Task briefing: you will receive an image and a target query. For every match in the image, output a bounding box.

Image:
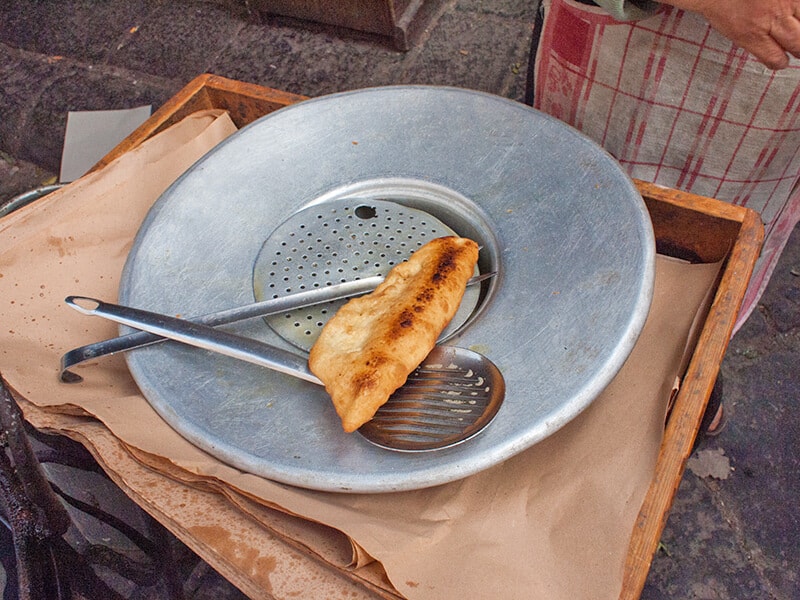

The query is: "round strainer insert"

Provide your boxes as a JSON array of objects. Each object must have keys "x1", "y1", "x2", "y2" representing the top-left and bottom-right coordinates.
[{"x1": 252, "y1": 198, "x2": 480, "y2": 351}]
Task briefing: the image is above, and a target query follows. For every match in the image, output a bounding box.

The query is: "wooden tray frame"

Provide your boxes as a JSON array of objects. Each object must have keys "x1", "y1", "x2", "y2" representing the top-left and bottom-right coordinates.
[{"x1": 94, "y1": 74, "x2": 764, "y2": 599}]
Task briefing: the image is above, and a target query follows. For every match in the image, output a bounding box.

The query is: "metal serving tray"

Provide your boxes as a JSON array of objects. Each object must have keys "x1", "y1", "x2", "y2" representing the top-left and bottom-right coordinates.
[{"x1": 119, "y1": 86, "x2": 655, "y2": 493}]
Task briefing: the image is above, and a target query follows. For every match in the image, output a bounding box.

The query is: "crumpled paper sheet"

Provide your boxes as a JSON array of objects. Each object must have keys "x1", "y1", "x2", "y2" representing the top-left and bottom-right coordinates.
[{"x1": 0, "y1": 109, "x2": 722, "y2": 600}]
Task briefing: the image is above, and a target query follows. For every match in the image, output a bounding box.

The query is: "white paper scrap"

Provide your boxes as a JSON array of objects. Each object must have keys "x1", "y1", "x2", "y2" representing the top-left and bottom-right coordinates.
[{"x1": 59, "y1": 106, "x2": 152, "y2": 183}]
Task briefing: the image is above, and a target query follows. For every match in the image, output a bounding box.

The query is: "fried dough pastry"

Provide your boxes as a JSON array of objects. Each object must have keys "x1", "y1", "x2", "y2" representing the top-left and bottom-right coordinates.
[{"x1": 308, "y1": 236, "x2": 480, "y2": 432}]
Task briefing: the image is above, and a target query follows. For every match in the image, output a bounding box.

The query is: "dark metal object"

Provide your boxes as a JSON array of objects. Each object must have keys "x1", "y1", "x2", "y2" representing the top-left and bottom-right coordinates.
[
  {"x1": 0, "y1": 375, "x2": 71, "y2": 599},
  {"x1": 0, "y1": 185, "x2": 65, "y2": 218},
  {"x1": 0, "y1": 374, "x2": 248, "y2": 599}
]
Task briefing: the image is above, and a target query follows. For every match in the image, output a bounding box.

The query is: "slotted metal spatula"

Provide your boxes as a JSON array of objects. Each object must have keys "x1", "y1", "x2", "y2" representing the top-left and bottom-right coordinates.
[{"x1": 65, "y1": 296, "x2": 505, "y2": 452}]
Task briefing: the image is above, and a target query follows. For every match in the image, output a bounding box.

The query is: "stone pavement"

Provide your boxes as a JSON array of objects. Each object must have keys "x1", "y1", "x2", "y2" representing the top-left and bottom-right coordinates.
[{"x1": 0, "y1": 1, "x2": 797, "y2": 598}]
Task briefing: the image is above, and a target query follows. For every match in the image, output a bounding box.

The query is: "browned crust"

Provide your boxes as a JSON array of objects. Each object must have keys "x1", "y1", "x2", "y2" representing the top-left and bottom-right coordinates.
[{"x1": 308, "y1": 236, "x2": 479, "y2": 432}]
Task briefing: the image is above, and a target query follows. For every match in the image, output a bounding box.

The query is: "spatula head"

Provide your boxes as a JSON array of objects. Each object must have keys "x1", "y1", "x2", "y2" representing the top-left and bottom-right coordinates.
[{"x1": 359, "y1": 345, "x2": 505, "y2": 451}]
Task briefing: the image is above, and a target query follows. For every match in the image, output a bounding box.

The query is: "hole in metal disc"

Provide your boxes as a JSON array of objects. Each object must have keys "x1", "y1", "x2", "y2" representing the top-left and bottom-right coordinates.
[
  {"x1": 252, "y1": 198, "x2": 481, "y2": 352},
  {"x1": 355, "y1": 205, "x2": 378, "y2": 219}
]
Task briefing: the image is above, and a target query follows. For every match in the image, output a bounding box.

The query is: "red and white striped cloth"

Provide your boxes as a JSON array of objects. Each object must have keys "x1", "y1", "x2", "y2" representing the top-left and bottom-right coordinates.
[{"x1": 531, "y1": 0, "x2": 800, "y2": 331}]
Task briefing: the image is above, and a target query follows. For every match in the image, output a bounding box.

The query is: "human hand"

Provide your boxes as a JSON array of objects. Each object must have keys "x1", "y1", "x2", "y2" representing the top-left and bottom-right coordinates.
[{"x1": 664, "y1": 0, "x2": 800, "y2": 69}]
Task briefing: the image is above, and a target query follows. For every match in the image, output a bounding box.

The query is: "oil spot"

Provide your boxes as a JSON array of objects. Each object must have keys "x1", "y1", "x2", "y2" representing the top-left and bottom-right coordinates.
[
  {"x1": 46, "y1": 235, "x2": 75, "y2": 258},
  {"x1": 256, "y1": 555, "x2": 278, "y2": 576}
]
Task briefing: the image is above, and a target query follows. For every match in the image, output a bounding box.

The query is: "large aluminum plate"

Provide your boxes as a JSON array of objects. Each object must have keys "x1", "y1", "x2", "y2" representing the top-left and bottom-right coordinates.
[{"x1": 120, "y1": 86, "x2": 655, "y2": 493}]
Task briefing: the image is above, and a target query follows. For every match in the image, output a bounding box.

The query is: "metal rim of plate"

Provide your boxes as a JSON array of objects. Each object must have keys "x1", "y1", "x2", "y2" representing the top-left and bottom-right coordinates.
[{"x1": 119, "y1": 86, "x2": 655, "y2": 493}]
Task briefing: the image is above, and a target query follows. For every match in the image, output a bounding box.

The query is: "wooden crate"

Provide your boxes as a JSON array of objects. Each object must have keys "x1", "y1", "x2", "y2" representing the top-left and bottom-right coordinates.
[
  {"x1": 248, "y1": 0, "x2": 446, "y2": 51},
  {"x1": 200, "y1": 0, "x2": 444, "y2": 51},
  {"x1": 96, "y1": 74, "x2": 764, "y2": 599}
]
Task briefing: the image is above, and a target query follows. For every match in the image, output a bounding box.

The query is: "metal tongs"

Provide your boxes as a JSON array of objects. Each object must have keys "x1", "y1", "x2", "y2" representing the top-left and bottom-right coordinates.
[
  {"x1": 62, "y1": 273, "x2": 503, "y2": 451},
  {"x1": 59, "y1": 272, "x2": 493, "y2": 382}
]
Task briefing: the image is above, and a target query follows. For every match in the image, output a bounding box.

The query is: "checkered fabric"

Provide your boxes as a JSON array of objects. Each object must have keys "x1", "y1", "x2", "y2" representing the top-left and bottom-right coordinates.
[{"x1": 530, "y1": 0, "x2": 800, "y2": 331}]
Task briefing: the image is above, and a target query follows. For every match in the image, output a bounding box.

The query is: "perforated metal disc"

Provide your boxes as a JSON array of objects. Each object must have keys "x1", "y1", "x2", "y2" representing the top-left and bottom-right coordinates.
[{"x1": 252, "y1": 198, "x2": 480, "y2": 351}]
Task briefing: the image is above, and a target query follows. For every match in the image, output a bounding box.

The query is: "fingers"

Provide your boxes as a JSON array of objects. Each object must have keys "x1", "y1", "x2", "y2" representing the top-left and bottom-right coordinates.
[
  {"x1": 759, "y1": 2, "x2": 800, "y2": 68},
  {"x1": 771, "y1": 11, "x2": 800, "y2": 57},
  {"x1": 730, "y1": 9, "x2": 800, "y2": 69},
  {"x1": 672, "y1": 0, "x2": 800, "y2": 69},
  {"x1": 754, "y1": 40, "x2": 791, "y2": 70},
  {"x1": 744, "y1": 37, "x2": 790, "y2": 70}
]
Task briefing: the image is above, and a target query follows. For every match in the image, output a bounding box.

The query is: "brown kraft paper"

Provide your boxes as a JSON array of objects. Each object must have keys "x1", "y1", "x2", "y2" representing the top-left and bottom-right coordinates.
[{"x1": 0, "y1": 110, "x2": 722, "y2": 599}]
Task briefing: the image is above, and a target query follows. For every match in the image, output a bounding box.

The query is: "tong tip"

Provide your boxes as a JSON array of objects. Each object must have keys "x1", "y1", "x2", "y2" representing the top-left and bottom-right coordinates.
[
  {"x1": 64, "y1": 296, "x2": 102, "y2": 314},
  {"x1": 59, "y1": 369, "x2": 83, "y2": 384}
]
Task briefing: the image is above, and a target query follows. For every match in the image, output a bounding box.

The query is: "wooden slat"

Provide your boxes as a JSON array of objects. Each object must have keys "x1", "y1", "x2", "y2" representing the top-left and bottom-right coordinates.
[
  {"x1": 90, "y1": 74, "x2": 307, "y2": 172},
  {"x1": 620, "y1": 182, "x2": 763, "y2": 599}
]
